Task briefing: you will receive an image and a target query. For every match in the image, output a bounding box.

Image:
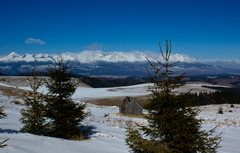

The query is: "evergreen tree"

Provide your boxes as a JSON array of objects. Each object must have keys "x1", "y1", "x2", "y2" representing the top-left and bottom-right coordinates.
[
  {"x1": 126, "y1": 40, "x2": 222, "y2": 153},
  {"x1": 0, "y1": 106, "x2": 9, "y2": 148},
  {"x1": 20, "y1": 60, "x2": 47, "y2": 135},
  {"x1": 0, "y1": 106, "x2": 6, "y2": 119},
  {"x1": 45, "y1": 55, "x2": 89, "y2": 139}
]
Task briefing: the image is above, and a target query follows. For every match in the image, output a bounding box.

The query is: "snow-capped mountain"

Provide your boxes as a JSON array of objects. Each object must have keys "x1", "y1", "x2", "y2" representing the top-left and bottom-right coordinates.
[
  {"x1": 201, "y1": 59, "x2": 240, "y2": 70},
  {"x1": 0, "y1": 50, "x2": 240, "y2": 76},
  {"x1": 0, "y1": 50, "x2": 199, "y2": 64}
]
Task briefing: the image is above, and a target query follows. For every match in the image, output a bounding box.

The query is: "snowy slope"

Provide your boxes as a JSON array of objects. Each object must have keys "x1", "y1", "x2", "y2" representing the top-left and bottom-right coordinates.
[{"x1": 0, "y1": 82, "x2": 240, "y2": 153}]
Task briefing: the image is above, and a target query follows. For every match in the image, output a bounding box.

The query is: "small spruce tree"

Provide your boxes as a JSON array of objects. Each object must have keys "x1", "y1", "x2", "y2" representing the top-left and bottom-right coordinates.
[
  {"x1": 0, "y1": 106, "x2": 9, "y2": 148},
  {"x1": 0, "y1": 106, "x2": 6, "y2": 119},
  {"x1": 126, "y1": 40, "x2": 222, "y2": 153},
  {"x1": 45, "y1": 55, "x2": 89, "y2": 139},
  {"x1": 20, "y1": 59, "x2": 47, "y2": 135}
]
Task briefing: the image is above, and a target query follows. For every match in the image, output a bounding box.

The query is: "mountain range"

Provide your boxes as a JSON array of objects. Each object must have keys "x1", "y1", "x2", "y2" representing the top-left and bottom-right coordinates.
[{"x1": 0, "y1": 50, "x2": 240, "y2": 77}]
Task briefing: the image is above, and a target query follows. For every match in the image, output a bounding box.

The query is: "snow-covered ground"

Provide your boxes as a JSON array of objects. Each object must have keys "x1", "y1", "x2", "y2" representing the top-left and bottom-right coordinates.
[{"x1": 0, "y1": 82, "x2": 240, "y2": 153}]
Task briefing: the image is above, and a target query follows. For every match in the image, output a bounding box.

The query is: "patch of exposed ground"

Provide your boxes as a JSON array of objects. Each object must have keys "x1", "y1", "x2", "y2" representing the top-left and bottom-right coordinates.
[
  {"x1": 174, "y1": 83, "x2": 217, "y2": 94},
  {"x1": 80, "y1": 95, "x2": 149, "y2": 106},
  {"x1": 0, "y1": 76, "x2": 90, "y2": 87},
  {"x1": 0, "y1": 85, "x2": 26, "y2": 99},
  {"x1": 0, "y1": 76, "x2": 32, "y2": 87}
]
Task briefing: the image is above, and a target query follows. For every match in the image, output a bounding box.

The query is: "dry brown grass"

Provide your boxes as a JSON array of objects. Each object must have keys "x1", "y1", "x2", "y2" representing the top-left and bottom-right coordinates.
[
  {"x1": 0, "y1": 85, "x2": 26, "y2": 99},
  {"x1": 0, "y1": 76, "x2": 90, "y2": 88},
  {"x1": 115, "y1": 112, "x2": 147, "y2": 118},
  {"x1": 107, "y1": 88, "x2": 126, "y2": 91},
  {"x1": 80, "y1": 95, "x2": 149, "y2": 107},
  {"x1": 0, "y1": 76, "x2": 31, "y2": 87},
  {"x1": 70, "y1": 135, "x2": 89, "y2": 141}
]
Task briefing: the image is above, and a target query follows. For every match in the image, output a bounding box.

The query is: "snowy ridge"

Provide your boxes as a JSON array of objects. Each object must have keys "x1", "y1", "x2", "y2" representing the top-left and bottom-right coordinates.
[
  {"x1": 0, "y1": 50, "x2": 199, "y2": 63},
  {"x1": 201, "y1": 59, "x2": 240, "y2": 70},
  {"x1": 2, "y1": 51, "x2": 240, "y2": 76}
]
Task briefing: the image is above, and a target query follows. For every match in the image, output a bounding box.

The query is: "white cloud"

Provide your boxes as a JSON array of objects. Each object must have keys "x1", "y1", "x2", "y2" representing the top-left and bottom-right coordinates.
[
  {"x1": 83, "y1": 43, "x2": 102, "y2": 50},
  {"x1": 25, "y1": 38, "x2": 45, "y2": 45}
]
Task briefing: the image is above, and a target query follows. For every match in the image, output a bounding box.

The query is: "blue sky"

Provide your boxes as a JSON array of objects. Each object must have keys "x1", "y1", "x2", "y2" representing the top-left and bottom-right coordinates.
[{"x1": 0, "y1": 0, "x2": 240, "y2": 60}]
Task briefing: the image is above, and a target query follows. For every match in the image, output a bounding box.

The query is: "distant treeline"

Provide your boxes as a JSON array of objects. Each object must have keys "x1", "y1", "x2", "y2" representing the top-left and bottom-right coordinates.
[
  {"x1": 14, "y1": 72, "x2": 145, "y2": 88},
  {"x1": 77, "y1": 76, "x2": 145, "y2": 88},
  {"x1": 202, "y1": 86, "x2": 240, "y2": 94},
  {"x1": 189, "y1": 90, "x2": 240, "y2": 106},
  {"x1": 0, "y1": 73, "x2": 7, "y2": 76},
  {"x1": 15, "y1": 72, "x2": 49, "y2": 76}
]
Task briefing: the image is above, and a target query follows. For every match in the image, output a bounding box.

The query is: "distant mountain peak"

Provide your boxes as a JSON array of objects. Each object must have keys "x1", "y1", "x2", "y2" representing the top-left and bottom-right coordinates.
[
  {"x1": 0, "y1": 50, "x2": 240, "y2": 76},
  {"x1": 1, "y1": 50, "x2": 240, "y2": 72},
  {"x1": 0, "y1": 50, "x2": 200, "y2": 64},
  {"x1": 8, "y1": 52, "x2": 20, "y2": 57},
  {"x1": 0, "y1": 52, "x2": 21, "y2": 62}
]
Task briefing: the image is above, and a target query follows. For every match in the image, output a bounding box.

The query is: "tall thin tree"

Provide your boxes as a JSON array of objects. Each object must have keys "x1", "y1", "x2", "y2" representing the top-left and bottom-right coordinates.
[
  {"x1": 45, "y1": 55, "x2": 89, "y2": 139},
  {"x1": 20, "y1": 59, "x2": 47, "y2": 135},
  {"x1": 126, "y1": 40, "x2": 222, "y2": 153}
]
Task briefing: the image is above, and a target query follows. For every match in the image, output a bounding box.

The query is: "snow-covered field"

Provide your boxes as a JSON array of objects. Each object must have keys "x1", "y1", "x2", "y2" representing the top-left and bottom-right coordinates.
[{"x1": 0, "y1": 82, "x2": 240, "y2": 153}]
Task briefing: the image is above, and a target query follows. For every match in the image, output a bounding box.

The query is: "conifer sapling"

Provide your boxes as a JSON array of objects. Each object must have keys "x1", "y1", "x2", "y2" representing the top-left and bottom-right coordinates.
[
  {"x1": 45, "y1": 54, "x2": 90, "y2": 139},
  {"x1": 20, "y1": 59, "x2": 47, "y2": 135},
  {"x1": 0, "y1": 106, "x2": 9, "y2": 148},
  {"x1": 125, "y1": 40, "x2": 222, "y2": 153}
]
